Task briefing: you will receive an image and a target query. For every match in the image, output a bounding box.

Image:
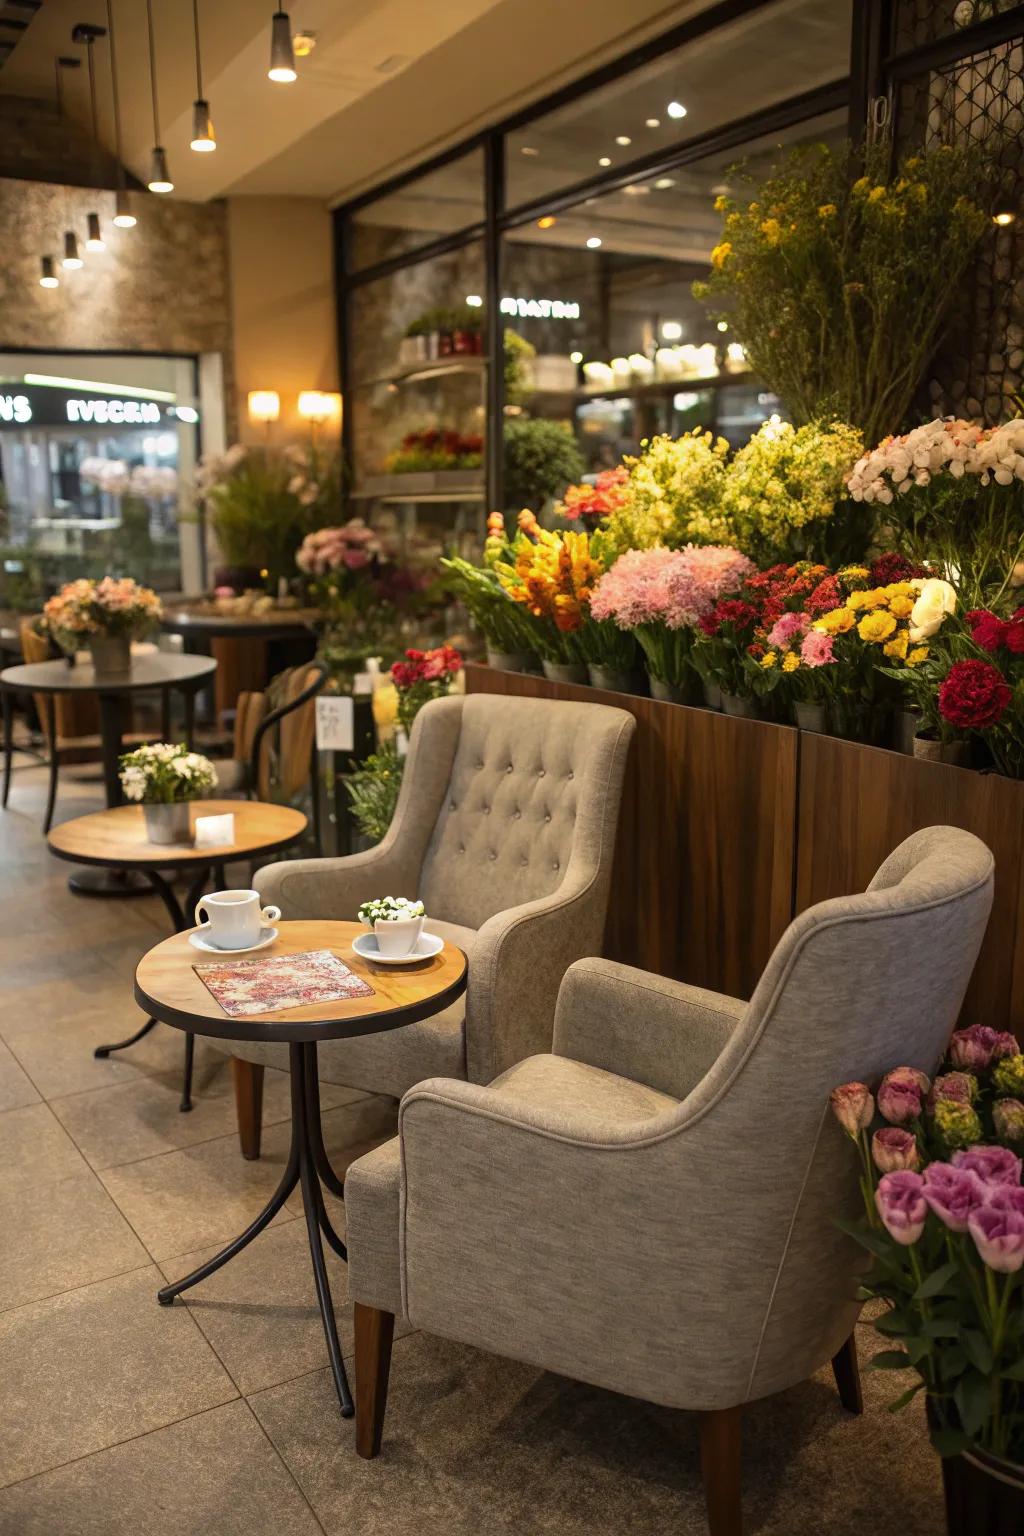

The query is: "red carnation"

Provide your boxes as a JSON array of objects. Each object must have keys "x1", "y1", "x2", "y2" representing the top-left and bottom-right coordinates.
[
  {"x1": 1005, "y1": 618, "x2": 1024, "y2": 654},
  {"x1": 938, "y1": 660, "x2": 1012, "y2": 730},
  {"x1": 871, "y1": 552, "x2": 927, "y2": 585},
  {"x1": 967, "y1": 609, "x2": 1008, "y2": 653}
]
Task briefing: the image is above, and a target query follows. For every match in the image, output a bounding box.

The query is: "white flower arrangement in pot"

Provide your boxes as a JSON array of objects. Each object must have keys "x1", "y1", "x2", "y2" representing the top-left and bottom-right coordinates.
[
  {"x1": 119, "y1": 742, "x2": 219, "y2": 845},
  {"x1": 357, "y1": 895, "x2": 425, "y2": 958}
]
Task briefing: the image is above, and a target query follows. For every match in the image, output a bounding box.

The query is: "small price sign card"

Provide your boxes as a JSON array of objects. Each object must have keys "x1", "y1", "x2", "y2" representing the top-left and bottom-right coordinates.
[{"x1": 315, "y1": 695, "x2": 354, "y2": 752}]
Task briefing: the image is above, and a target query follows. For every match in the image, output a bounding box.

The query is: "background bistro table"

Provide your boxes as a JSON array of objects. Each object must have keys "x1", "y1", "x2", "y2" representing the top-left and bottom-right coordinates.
[
  {"x1": 1, "y1": 652, "x2": 217, "y2": 895},
  {"x1": 161, "y1": 606, "x2": 318, "y2": 722},
  {"x1": 48, "y1": 800, "x2": 308, "y2": 1110},
  {"x1": 135, "y1": 919, "x2": 467, "y2": 1414}
]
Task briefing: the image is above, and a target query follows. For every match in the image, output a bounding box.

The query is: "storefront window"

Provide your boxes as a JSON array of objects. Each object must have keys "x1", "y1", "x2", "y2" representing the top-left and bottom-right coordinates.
[
  {"x1": 348, "y1": 148, "x2": 485, "y2": 271},
  {"x1": 504, "y1": 0, "x2": 852, "y2": 210},
  {"x1": 0, "y1": 353, "x2": 200, "y2": 612}
]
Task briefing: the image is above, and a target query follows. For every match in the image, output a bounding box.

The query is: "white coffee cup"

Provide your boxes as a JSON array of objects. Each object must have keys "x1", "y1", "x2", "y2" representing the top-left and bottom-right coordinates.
[{"x1": 195, "y1": 889, "x2": 281, "y2": 950}]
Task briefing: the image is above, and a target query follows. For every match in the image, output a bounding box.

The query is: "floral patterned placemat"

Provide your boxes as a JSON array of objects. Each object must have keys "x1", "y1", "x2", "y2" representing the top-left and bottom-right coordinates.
[{"x1": 193, "y1": 948, "x2": 374, "y2": 1017}]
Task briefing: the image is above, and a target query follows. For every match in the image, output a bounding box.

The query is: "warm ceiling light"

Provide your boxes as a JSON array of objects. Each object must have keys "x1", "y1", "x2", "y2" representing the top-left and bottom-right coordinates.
[
  {"x1": 145, "y1": 0, "x2": 173, "y2": 191},
  {"x1": 993, "y1": 210, "x2": 1015, "y2": 226},
  {"x1": 62, "y1": 231, "x2": 83, "y2": 269},
  {"x1": 598, "y1": 156, "x2": 611, "y2": 167},
  {"x1": 661, "y1": 321, "x2": 683, "y2": 341},
  {"x1": 268, "y1": 9, "x2": 297, "y2": 82},
  {"x1": 113, "y1": 188, "x2": 136, "y2": 228},
  {"x1": 298, "y1": 390, "x2": 341, "y2": 423},
  {"x1": 569, "y1": 350, "x2": 583, "y2": 364},
  {"x1": 586, "y1": 236, "x2": 602, "y2": 249},
  {"x1": 655, "y1": 177, "x2": 675, "y2": 189},
  {"x1": 464, "y1": 294, "x2": 483, "y2": 306},
  {"x1": 148, "y1": 146, "x2": 173, "y2": 194},
  {"x1": 247, "y1": 390, "x2": 280, "y2": 424},
  {"x1": 292, "y1": 30, "x2": 316, "y2": 57},
  {"x1": 667, "y1": 101, "x2": 687, "y2": 119},
  {"x1": 86, "y1": 212, "x2": 105, "y2": 251},
  {"x1": 537, "y1": 215, "x2": 556, "y2": 229},
  {"x1": 191, "y1": 99, "x2": 216, "y2": 151},
  {"x1": 39, "y1": 256, "x2": 59, "y2": 289},
  {"x1": 646, "y1": 117, "x2": 660, "y2": 128},
  {"x1": 717, "y1": 320, "x2": 729, "y2": 332},
  {"x1": 520, "y1": 146, "x2": 539, "y2": 156},
  {"x1": 615, "y1": 135, "x2": 631, "y2": 146}
]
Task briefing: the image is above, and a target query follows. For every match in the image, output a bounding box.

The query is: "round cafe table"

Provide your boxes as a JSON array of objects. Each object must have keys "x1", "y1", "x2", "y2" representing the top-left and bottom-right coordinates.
[
  {"x1": 135, "y1": 920, "x2": 467, "y2": 1416},
  {"x1": 48, "y1": 800, "x2": 308, "y2": 1110}
]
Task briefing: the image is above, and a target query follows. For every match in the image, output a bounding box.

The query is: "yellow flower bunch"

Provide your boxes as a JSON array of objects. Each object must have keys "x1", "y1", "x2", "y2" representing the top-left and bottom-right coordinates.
[
  {"x1": 496, "y1": 521, "x2": 604, "y2": 634},
  {"x1": 602, "y1": 429, "x2": 733, "y2": 557},
  {"x1": 813, "y1": 579, "x2": 933, "y2": 668},
  {"x1": 719, "y1": 418, "x2": 865, "y2": 564}
]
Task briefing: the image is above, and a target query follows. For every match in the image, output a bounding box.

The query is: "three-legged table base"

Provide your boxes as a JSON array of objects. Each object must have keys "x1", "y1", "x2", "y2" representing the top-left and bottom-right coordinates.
[{"x1": 156, "y1": 1041, "x2": 353, "y2": 1415}]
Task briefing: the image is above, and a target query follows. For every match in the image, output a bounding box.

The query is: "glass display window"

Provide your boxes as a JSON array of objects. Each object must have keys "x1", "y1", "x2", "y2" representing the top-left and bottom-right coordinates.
[{"x1": 348, "y1": 148, "x2": 485, "y2": 271}]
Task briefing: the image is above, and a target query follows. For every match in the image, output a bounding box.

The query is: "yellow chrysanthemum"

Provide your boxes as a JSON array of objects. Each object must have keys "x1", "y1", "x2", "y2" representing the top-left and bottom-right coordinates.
[
  {"x1": 760, "y1": 651, "x2": 778, "y2": 669},
  {"x1": 888, "y1": 594, "x2": 914, "y2": 618},
  {"x1": 817, "y1": 203, "x2": 837, "y2": 219},
  {"x1": 883, "y1": 632, "x2": 909, "y2": 660},
  {"x1": 907, "y1": 646, "x2": 929, "y2": 667},
  {"x1": 714, "y1": 194, "x2": 728, "y2": 214},
  {"x1": 842, "y1": 566, "x2": 870, "y2": 581},
  {"x1": 710, "y1": 241, "x2": 732, "y2": 270},
  {"x1": 759, "y1": 218, "x2": 782, "y2": 246},
  {"x1": 858, "y1": 611, "x2": 897, "y2": 643},
  {"x1": 816, "y1": 607, "x2": 856, "y2": 635},
  {"x1": 782, "y1": 652, "x2": 800, "y2": 672},
  {"x1": 848, "y1": 587, "x2": 887, "y2": 611}
]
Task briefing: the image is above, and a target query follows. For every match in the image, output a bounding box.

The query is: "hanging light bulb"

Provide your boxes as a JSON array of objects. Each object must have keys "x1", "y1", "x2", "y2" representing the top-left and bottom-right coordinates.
[
  {"x1": 86, "y1": 212, "x2": 106, "y2": 251},
  {"x1": 40, "y1": 256, "x2": 60, "y2": 289},
  {"x1": 62, "y1": 231, "x2": 83, "y2": 270},
  {"x1": 113, "y1": 187, "x2": 136, "y2": 229},
  {"x1": 145, "y1": 0, "x2": 173, "y2": 192},
  {"x1": 268, "y1": 9, "x2": 297, "y2": 82},
  {"x1": 190, "y1": 0, "x2": 216, "y2": 150}
]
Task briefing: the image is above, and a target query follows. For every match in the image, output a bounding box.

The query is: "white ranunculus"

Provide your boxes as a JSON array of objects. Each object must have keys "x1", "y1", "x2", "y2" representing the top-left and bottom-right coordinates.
[{"x1": 909, "y1": 577, "x2": 957, "y2": 642}]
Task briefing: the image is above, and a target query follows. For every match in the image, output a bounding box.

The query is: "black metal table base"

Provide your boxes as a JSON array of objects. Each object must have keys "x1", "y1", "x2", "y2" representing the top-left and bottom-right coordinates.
[
  {"x1": 92, "y1": 867, "x2": 211, "y2": 1112},
  {"x1": 156, "y1": 1042, "x2": 353, "y2": 1415}
]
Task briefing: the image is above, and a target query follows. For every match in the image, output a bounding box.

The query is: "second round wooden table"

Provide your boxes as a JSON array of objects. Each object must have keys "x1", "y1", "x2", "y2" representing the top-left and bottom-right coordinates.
[{"x1": 135, "y1": 920, "x2": 468, "y2": 1416}]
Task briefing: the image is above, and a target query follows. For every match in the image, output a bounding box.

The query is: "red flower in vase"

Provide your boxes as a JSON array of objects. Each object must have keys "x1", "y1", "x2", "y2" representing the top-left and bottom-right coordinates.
[{"x1": 938, "y1": 660, "x2": 1012, "y2": 730}]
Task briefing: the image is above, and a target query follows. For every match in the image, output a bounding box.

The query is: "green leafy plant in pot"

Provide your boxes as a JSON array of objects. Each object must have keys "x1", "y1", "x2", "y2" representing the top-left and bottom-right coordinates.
[
  {"x1": 502, "y1": 418, "x2": 584, "y2": 513},
  {"x1": 197, "y1": 444, "x2": 327, "y2": 590}
]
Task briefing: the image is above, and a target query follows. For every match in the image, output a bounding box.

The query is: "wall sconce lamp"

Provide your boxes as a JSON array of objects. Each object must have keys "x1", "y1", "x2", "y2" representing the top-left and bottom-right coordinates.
[
  {"x1": 297, "y1": 390, "x2": 341, "y2": 424},
  {"x1": 247, "y1": 390, "x2": 281, "y2": 440}
]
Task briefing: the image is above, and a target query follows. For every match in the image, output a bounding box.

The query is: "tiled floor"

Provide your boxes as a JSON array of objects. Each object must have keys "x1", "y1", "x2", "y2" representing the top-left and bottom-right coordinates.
[{"x1": 0, "y1": 753, "x2": 947, "y2": 1534}]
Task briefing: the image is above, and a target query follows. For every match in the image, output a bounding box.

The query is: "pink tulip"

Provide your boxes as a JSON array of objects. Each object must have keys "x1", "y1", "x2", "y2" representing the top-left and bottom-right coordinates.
[
  {"x1": 993, "y1": 1099, "x2": 1024, "y2": 1142},
  {"x1": 949, "y1": 1025, "x2": 1005, "y2": 1070},
  {"x1": 952, "y1": 1145, "x2": 1023, "y2": 1187},
  {"x1": 875, "y1": 1170, "x2": 927, "y2": 1245},
  {"x1": 928, "y1": 1071, "x2": 978, "y2": 1109},
  {"x1": 967, "y1": 1205, "x2": 1024, "y2": 1273},
  {"x1": 830, "y1": 1082, "x2": 874, "y2": 1137},
  {"x1": 993, "y1": 1032, "x2": 1020, "y2": 1060},
  {"x1": 986, "y1": 1184, "x2": 1024, "y2": 1217},
  {"x1": 872, "y1": 1127, "x2": 919, "y2": 1173},
  {"x1": 877, "y1": 1068, "x2": 928, "y2": 1126},
  {"x1": 922, "y1": 1162, "x2": 989, "y2": 1233}
]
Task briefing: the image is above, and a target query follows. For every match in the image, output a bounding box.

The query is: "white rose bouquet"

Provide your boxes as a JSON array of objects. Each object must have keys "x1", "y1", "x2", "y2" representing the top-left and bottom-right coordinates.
[{"x1": 119, "y1": 742, "x2": 218, "y2": 804}]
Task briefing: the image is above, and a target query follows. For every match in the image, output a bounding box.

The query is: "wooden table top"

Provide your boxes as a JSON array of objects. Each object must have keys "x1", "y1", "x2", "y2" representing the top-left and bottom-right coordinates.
[
  {"x1": 162, "y1": 607, "x2": 321, "y2": 639},
  {"x1": 134, "y1": 920, "x2": 468, "y2": 1044},
  {"x1": 47, "y1": 800, "x2": 307, "y2": 870},
  {"x1": 0, "y1": 653, "x2": 216, "y2": 695}
]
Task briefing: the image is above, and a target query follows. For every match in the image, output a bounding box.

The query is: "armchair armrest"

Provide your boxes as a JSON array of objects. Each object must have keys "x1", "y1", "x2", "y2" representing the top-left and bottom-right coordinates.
[
  {"x1": 254, "y1": 839, "x2": 421, "y2": 919},
  {"x1": 552, "y1": 957, "x2": 745, "y2": 1100}
]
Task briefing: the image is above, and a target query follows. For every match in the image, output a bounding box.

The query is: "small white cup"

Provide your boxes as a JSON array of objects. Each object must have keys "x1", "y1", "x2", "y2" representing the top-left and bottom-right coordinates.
[
  {"x1": 195, "y1": 889, "x2": 281, "y2": 950},
  {"x1": 374, "y1": 914, "x2": 424, "y2": 958}
]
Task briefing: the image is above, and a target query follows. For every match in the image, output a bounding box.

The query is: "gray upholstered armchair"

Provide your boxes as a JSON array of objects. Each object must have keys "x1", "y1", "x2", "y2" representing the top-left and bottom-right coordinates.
[
  {"x1": 345, "y1": 827, "x2": 994, "y2": 1536},
  {"x1": 211, "y1": 692, "x2": 635, "y2": 1154}
]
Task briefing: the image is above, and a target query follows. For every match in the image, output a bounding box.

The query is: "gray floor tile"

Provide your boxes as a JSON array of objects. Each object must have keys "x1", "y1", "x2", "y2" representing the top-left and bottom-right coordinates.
[
  {"x1": 2, "y1": 1006, "x2": 206, "y2": 1100},
  {"x1": 0, "y1": 1039, "x2": 39, "y2": 1112},
  {"x1": 0, "y1": 1400, "x2": 323, "y2": 1536},
  {"x1": 0, "y1": 1163, "x2": 148, "y2": 1312},
  {"x1": 0, "y1": 1266, "x2": 236, "y2": 1487},
  {"x1": 0, "y1": 1101, "x2": 88, "y2": 1195}
]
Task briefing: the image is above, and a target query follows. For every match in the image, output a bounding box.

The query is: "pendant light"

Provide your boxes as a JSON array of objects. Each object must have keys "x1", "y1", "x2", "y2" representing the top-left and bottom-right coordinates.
[
  {"x1": 268, "y1": 9, "x2": 296, "y2": 82},
  {"x1": 39, "y1": 257, "x2": 59, "y2": 289},
  {"x1": 190, "y1": 0, "x2": 215, "y2": 150},
  {"x1": 62, "y1": 230, "x2": 83, "y2": 270},
  {"x1": 145, "y1": 0, "x2": 173, "y2": 193},
  {"x1": 76, "y1": 24, "x2": 106, "y2": 251},
  {"x1": 105, "y1": 0, "x2": 136, "y2": 227}
]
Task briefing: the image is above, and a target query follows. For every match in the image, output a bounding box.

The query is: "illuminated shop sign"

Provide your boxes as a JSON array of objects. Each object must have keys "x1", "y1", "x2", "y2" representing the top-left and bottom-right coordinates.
[
  {"x1": 66, "y1": 397, "x2": 162, "y2": 424},
  {"x1": 499, "y1": 296, "x2": 581, "y2": 320},
  {"x1": 0, "y1": 385, "x2": 172, "y2": 430},
  {"x1": 0, "y1": 394, "x2": 32, "y2": 424}
]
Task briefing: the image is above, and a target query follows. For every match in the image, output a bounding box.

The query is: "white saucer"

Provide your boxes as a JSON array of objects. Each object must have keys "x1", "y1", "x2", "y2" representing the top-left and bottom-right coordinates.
[
  {"x1": 352, "y1": 930, "x2": 444, "y2": 966},
  {"x1": 188, "y1": 926, "x2": 279, "y2": 956}
]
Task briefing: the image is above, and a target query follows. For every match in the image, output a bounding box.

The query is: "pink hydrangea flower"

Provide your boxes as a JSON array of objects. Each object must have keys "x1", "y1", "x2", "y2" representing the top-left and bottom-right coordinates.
[
  {"x1": 591, "y1": 545, "x2": 753, "y2": 630},
  {"x1": 766, "y1": 611, "x2": 811, "y2": 650}
]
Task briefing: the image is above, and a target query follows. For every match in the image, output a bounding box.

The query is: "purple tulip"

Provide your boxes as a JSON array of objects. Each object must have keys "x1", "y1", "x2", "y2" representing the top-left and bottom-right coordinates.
[
  {"x1": 993, "y1": 1099, "x2": 1024, "y2": 1142},
  {"x1": 878, "y1": 1068, "x2": 927, "y2": 1126},
  {"x1": 986, "y1": 1184, "x2": 1024, "y2": 1217},
  {"x1": 949, "y1": 1025, "x2": 1005, "y2": 1070},
  {"x1": 993, "y1": 1032, "x2": 1020, "y2": 1060},
  {"x1": 952, "y1": 1145, "x2": 1023, "y2": 1187},
  {"x1": 921, "y1": 1162, "x2": 989, "y2": 1233},
  {"x1": 830, "y1": 1082, "x2": 874, "y2": 1137},
  {"x1": 928, "y1": 1072, "x2": 978, "y2": 1109},
  {"x1": 967, "y1": 1204, "x2": 1024, "y2": 1273},
  {"x1": 875, "y1": 1170, "x2": 927, "y2": 1245},
  {"x1": 872, "y1": 1127, "x2": 920, "y2": 1173}
]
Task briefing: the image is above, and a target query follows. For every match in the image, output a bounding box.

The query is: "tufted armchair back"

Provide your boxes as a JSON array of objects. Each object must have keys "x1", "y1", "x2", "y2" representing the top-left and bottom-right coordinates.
[{"x1": 417, "y1": 693, "x2": 629, "y2": 930}]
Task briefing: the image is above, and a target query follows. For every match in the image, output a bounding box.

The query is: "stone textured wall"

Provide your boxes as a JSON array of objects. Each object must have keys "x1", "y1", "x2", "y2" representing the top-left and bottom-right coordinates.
[{"x1": 0, "y1": 95, "x2": 132, "y2": 190}]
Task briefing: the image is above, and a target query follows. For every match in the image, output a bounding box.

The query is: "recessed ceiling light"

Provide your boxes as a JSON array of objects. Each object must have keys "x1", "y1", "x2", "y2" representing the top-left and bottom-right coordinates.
[
  {"x1": 615, "y1": 135, "x2": 631, "y2": 146},
  {"x1": 537, "y1": 215, "x2": 556, "y2": 229},
  {"x1": 622, "y1": 184, "x2": 651, "y2": 197},
  {"x1": 598, "y1": 156, "x2": 611, "y2": 167},
  {"x1": 570, "y1": 350, "x2": 583, "y2": 364},
  {"x1": 711, "y1": 182, "x2": 730, "y2": 196},
  {"x1": 661, "y1": 321, "x2": 683, "y2": 341},
  {"x1": 667, "y1": 101, "x2": 687, "y2": 119},
  {"x1": 717, "y1": 320, "x2": 729, "y2": 332},
  {"x1": 586, "y1": 236, "x2": 602, "y2": 249},
  {"x1": 655, "y1": 177, "x2": 675, "y2": 190},
  {"x1": 465, "y1": 294, "x2": 483, "y2": 306},
  {"x1": 521, "y1": 146, "x2": 540, "y2": 156},
  {"x1": 645, "y1": 117, "x2": 660, "y2": 128}
]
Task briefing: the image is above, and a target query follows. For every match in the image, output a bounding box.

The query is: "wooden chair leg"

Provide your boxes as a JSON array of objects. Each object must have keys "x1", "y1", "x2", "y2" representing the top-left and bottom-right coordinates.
[
  {"x1": 699, "y1": 1405, "x2": 743, "y2": 1536},
  {"x1": 831, "y1": 1332, "x2": 863, "y2": 1415},
  {"x1": 232, "y1": 1058, "x2": 265, "y2": 1160},
  {"x1": 354, "y1": 1302, "x2": 395, "y2": 1460}
]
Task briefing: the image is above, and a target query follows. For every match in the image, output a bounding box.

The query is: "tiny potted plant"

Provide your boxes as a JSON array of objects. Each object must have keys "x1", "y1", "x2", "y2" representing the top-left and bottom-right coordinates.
[
  {"x1": 119, "y1": 742, "x2": 219, "y2": 844},
  {"x1": 357, "y1": 895, "x2": 426, "y2": 958},
  {"x1": 43, "y1": 576, "x2": 163, "y2": 677}
]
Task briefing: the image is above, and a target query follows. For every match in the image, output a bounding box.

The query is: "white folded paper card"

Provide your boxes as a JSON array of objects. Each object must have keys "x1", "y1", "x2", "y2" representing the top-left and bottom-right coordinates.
[{"x1": 193, "y1": 813, "x2": 235, "y2": 848}]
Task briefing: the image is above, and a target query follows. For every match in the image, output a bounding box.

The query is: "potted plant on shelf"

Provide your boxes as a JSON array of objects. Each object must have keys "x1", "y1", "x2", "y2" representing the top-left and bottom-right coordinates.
[
  {"x1": 830, "y1": 1024, "x2": 1024, "y2": 1535},
  {"x1": 440, "y1": 552, "x2": 538, "y2": 672},
  {"x1": 502, "y1": 418, "x2": 584, "y2": 514},
  {"x1": 489, "y1": 509, "x2": 598, "y2": 685},
  {"x1": 43, "y1": 576, "x2": 163, "y2": 677},
  {"x1": 118, "y1": 742, "x2": 218, "y2": 844}
]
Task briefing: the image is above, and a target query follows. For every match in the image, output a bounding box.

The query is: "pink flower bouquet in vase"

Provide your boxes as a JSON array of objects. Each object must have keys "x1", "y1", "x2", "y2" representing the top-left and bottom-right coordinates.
[
  {"x1": 43, "y1": 577, "x2": 163, "y2": 677},
  {"x1": 831, "y1": 1023, "x2": 1024, "y2": 1534},
  {"x1": 590, "y1": 544, "x2": 753, "y2": 705}
]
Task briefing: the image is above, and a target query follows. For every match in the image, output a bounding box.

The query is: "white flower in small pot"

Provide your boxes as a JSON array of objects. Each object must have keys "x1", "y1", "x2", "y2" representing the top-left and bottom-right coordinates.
[
  {"x1": 119, "y1": 742, "x2": 219, "y2": 844},
  {"x1": 357, "y1": 895, "x2": 426, "y2": 958}
]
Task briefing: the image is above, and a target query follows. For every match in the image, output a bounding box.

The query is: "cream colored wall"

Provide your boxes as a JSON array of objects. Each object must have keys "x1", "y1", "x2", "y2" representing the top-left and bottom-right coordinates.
[{"x1": 226, "y1": 196, "x2": 338, "y2": 446}]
